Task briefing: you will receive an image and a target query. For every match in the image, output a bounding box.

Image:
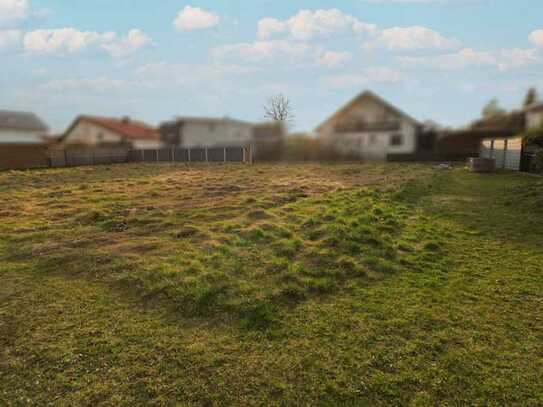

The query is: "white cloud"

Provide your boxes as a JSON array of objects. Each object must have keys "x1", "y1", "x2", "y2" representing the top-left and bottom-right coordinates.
[
  {"x1": 257, "y1": 18, "x2": 287, "y2": 40},
  {"x1": 323, "y1": 66, "x2": 404, "y2": 88},
  {"x1": 399, "y1": 47, "x2": 539, "y2": 71},
  {"x1": 23, "y1": 28, "x2": 114, "y2": 53},
  {"x1": 0, "y1": 29, "x2": 21, "y2": 48},
  {"x1": 364, "y1": 26, "x2": 462, "y2": 50},
  {"x1": 362, "y1": 0, "x2": 488, "y2": 3},
  {"x1": 22, "y1": 27, "x2": 152, "y2": 58},
  {"x1": 0, "y1": 0, "x2": 29, "y2": 26},
  {"x1": 101, "y1": 29, "x2": 153, "y2": 58},
  {"x1": 213, "y1": 40, "x2": 311, "y2": 63},
  {"x1": 173, "y1": 6, "x2": 219, "y2": 31},
  {"x1": 40, "y1": 77, "x2": 129, "y2": 92},
  {"x1": 529, "y1": 29, "x2": 543, "y2": 47},
  {"x1": 213, "y1": 39, "x2": 351, "y2": 69},
  {"x1": 314, "y1": 50, "x2": 352, "y2": 67},
  {"x1": 134, "y1": 61, "x2": 259, "y2": 88},
  {"x1": 257, "y1": 9, "x2": 377, "y2": 40}
]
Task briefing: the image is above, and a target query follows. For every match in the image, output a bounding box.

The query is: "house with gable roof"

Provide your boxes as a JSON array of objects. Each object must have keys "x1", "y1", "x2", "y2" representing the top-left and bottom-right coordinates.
[{"x1": 316, "y1": 90, "x2": 425, "y2": 160}]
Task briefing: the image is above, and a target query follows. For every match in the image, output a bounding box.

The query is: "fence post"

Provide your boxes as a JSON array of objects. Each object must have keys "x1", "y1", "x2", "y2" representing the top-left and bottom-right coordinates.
[
  {"x1": 171, "y1": 147, "x2": 175, "y2": 162},
  {"x1": 188, "y1": 147, "x2": 191, "y2": 163},
  {"x1": 91, "y1": 149, "x2": 95, "y2": 166},
  {"x1": 205, "y1": 147, "x2": 209, "y2": 163},
  {"x1": 224, "y1": 147, "x2": 227, "y2": 163},
  {"x1": 156, "y1": 149, "x2": 159, "y2": 163},
  {"x1": 503, "y1": 139, "x2": 508, "y2": 169},
  {"x1": 64, "y1": 149, "x2": 68, "y2": 167}
]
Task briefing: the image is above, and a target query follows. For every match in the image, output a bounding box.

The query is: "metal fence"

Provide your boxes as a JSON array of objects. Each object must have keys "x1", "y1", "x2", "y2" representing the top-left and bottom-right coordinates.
[{"x1": 47, "y1": 145, "x2": 253, "y2": 168}]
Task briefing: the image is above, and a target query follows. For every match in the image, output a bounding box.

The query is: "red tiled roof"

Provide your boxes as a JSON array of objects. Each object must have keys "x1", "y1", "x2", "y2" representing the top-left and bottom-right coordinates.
[{"x1": 79, "y1": 116, "x2": 159, "y2": 141}]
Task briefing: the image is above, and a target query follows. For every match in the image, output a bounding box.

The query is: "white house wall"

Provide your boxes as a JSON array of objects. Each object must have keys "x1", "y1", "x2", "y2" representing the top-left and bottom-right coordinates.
[
  {"x1": 64, "y1": 122, "x2": 124, "y2": 145},
  {"x1": 321, "y1": 119, "x2": 418, "y2": 160},
  {"x1": 527, "y1": 110, "x2": 543, "y2": 130},
  {"x1": 181, "y1": 122, "x2": 254, "y2": 148},
  {"x1": 133, "y1": 139, "x2": 163, "y2": 149},
  {"x1": 64, "y1": 121, "x2": 161, "y2": 148},
  {"x1": 0, "y1": 129, "x2": 44, "y2": 144}
]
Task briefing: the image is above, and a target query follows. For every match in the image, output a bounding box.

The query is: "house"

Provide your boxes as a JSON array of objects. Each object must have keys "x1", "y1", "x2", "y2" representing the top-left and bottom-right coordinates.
[
  {"x1": 0, "y1": 110, "x2": 49, "y2": 144},
  {"x1": 62, "y1": 116, "x2": 161, "y2": 149},
  {"x1": 0, "y1": 110, "x2": 50, "y2": 170},
  {"x1": 160, "y1": 117, "x2": 255, "y2": 148},
  {"x1": 316, "y1": 91, "x2": 423, "y2": 160},
  {"x1": 159, "y1": 117, "x2": 284, "y2": 160}
]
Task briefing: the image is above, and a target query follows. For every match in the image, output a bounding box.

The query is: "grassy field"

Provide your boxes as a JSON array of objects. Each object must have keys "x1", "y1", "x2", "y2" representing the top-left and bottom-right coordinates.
[{"x1": 1, "y1": 162, "x2": 542, "y2": 406}]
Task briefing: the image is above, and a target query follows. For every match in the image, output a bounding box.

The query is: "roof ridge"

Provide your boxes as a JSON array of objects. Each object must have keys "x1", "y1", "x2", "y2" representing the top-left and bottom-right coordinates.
[{"x1": 315, "y1": 90, "x2": 419, "y2": 132}]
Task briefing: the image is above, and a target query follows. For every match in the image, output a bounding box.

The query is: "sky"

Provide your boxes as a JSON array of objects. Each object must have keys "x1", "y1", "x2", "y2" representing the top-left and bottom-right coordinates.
[{"x1": 1, "y1": 0, "x2": 542, "y2": 133}]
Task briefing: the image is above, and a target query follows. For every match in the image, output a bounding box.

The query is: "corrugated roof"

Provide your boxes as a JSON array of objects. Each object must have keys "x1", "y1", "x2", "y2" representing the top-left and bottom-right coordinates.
[
  {"x1": 0, "y1": 110, "x2": 49, "y2": 132},
  {"x1": 66, "y1": 116, "x2": 159, "y2": 141}
]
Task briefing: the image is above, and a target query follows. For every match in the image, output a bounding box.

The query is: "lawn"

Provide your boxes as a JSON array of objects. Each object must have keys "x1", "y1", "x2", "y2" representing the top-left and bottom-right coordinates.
[{"x1": 1, "y1": 162, "x2": 542, "y2": 406}]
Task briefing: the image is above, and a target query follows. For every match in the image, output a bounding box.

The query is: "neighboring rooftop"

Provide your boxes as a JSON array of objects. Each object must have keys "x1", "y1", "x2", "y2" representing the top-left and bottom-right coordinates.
[
  {"x1": 66, "y1": 116, "x2": 159, "y2": 141},
  {"x1": 0, "y1": 110, "x2": 49, "y2": 132}
]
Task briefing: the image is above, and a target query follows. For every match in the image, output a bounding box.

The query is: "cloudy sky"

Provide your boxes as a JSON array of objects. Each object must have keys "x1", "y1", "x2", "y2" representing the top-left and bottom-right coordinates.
[{"x1": 1, "y1": 0, "x2": 542, "y2": 132}]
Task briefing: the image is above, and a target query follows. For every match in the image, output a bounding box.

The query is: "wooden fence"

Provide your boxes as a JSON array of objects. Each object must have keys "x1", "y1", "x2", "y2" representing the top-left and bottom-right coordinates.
[
  {"x1": 47, "y1": 145, "x2": 253, "y2": 168},
  {"x1": 0, "y1": 144, "x2": 50, "y2": 170}
]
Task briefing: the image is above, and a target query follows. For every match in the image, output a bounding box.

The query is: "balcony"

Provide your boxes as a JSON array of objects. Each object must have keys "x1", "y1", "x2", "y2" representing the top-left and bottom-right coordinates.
[{"x1": 334, "y1": 120, "x2": 401, "y2": 133}]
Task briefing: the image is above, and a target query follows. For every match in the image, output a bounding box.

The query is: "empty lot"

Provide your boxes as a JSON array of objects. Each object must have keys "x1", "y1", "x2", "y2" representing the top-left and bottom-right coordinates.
[{"x1": 1, "y1": 163, "x2": 542, "y2": 405}]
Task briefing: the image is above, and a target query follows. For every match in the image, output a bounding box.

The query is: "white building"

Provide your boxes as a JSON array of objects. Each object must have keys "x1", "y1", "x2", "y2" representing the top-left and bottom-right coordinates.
[
  {"x1": 526, "y1": 102, "x2": 543, "y2": 130},
  {"x1": 316, "y1": 91, "x2": 422, "y2": 160},
  {"x1": 160, "y1": 117, "x2": 256, "y2": 148},
  {"x1": 0, "y1": 110, "x2": 49, "y2": 144},
  {"x1": 63, "y1": 116, "x2": 161, "y2": 149}
]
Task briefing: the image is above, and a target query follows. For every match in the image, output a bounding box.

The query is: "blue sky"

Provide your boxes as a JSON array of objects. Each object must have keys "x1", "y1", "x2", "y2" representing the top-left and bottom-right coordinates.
[{"x1": 1, "y1": 0, "x2": 542, "y2": 132}]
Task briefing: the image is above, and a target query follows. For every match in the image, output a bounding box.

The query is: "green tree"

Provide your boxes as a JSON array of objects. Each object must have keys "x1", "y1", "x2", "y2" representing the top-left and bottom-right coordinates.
[
  {"x1": 523, "y1": 87, "x2": 538, "y2": 108},
  {"x1": 482, "y1": 99, "x2": 506, "y2": 118}
]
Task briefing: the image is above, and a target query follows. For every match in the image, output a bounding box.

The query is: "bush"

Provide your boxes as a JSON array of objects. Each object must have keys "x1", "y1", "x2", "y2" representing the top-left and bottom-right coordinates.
[
  {"x1": 282, "y1": 134, "x2": 353, "y2": 162},
  {"x1": 523, "y1": 126, "x2": 543, "y2": 148},
  {"x1": 282, "y1": 134, "x2": 322, "y2": 161},
  {"x1": 534, "y1": 151, "x2": 543, "y2": 174}
]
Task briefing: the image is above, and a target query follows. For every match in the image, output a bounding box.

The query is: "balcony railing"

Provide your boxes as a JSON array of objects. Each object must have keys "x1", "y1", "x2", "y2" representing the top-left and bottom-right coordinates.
[{"x1": 334, "y1": 120, "x2": 401, "y2": 133}]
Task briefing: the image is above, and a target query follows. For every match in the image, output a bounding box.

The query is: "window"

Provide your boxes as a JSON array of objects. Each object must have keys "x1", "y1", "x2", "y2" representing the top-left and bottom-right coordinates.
[
  {"x1": 369, "y1": 134, "x2": 377, "y2": 144},
  {"x1": 97, "y1": 132, "x2": 104, "y2": 142},
  {"x1": 390, "y1": 134, "x2": 403, "y2": 146}
]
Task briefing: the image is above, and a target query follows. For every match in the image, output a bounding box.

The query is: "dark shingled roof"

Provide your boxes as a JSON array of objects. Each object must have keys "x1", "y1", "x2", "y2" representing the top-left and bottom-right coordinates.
[{"x1": 0, "y1": 110, "x2": 49, "y2": 132}]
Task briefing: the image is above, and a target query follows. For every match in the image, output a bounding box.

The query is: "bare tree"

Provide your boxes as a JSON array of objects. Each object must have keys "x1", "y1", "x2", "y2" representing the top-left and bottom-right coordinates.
[{"x1": 263, "y1": 94, "x2": 295, "y2": 127}]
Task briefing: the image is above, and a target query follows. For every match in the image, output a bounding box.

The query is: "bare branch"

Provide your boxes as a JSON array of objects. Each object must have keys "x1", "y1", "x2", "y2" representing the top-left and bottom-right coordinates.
[{"x1": 263, "y1": 94, "x2": 295, "y2": 127}]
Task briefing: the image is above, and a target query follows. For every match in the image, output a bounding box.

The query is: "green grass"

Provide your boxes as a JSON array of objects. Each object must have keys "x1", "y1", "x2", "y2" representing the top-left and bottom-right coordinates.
[{"x1": 1, "y1": 163, "x2": 542, "y2": 405}]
